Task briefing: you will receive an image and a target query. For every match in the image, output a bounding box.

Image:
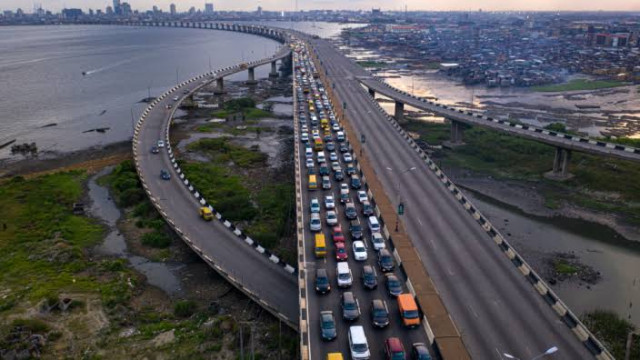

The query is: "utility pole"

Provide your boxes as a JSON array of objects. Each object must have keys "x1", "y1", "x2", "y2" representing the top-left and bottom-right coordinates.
[
  {"x1": 239, "y1": 324, "x2": 244, "y2": 360},
  {"x1": 175, "y1": 67, "x2": 179, "y2": 86}
]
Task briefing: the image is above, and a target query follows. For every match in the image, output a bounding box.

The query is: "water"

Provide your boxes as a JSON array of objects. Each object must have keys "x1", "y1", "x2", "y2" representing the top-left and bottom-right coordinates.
[
  {"x1": 88, "y1": 167, "x2": 182, "y2": 295},
  {"x1": 0, "y1": 25, "x2": 281, "y2": 159},
  {"x1": 465, "y1": 191, "x2": 640, "y2": 327}
]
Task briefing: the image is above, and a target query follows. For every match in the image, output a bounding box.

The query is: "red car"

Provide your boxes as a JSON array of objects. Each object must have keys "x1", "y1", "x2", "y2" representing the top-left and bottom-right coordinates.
[
  {"x1": 385, "y1": 337, "x2": 406, "y2": 360},
  {"x1": 335, "y1": 242, "x2": 348, "y2": 261},
  {"x1": 332, "y1": 225, "x2": 345, "y2": 243}
]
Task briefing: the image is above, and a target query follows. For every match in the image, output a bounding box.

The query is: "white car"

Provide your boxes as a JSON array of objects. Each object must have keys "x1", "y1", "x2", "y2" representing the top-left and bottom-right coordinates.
[
  {"x1": 332, "y1": 123, "x2": 340, "y2": 132},
  {"x1": 317, "y1": 152, "x2": 326, "y2": 164},
  {"x1": 343, "y1": 153, "x2": 353, "y2": 163},
  {"x1": 306, "y1": 158, "x2": 315, "y2": 168},
  {"x1": 325, "y1": 195, "x2": 336, "y2": 209},
  {"x1": 157, "y1": 140, "x2": 165, "y2": 148},
  {"x1": 310, "y1": 198, "x2": 320, "y2": 213},
  {"x1": 370, "y1": 232, "x2": 386, "y2": 251},
  {"x1": 329, "y1": 152, "x2": 338, "y2": 161},
  {"x1": 310, "y1": 213, "x2": 322, "y2": 232},
  {"x1": 301, "y1": 124, "x2": 308, "y2": 132},
  {"x1": 172, "y1": 96, "x2": 179, "y2": 101},
  {"x1": 331, "y1": 161, "x2": 341, "y2": 172},
  {"x1": 357, "y1": 191, "x2": 368, "y2": 204},
  {"x1": 301, "y1": 132, "x2": 309, "y2": 142},
  {"x1": 352, "y1": 241, "x2": 367, "y2": 261},
  {"x1": 340, "y1": 183, "x2": 349, "y2": 193},
  {"x1": 326, "y1": 210, "x2": 338, "y2": 226}
]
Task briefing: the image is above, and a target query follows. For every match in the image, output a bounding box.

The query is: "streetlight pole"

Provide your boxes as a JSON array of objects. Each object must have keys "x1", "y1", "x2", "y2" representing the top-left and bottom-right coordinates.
[{"x1": 386, "y1": 166, "x2": 416, "y2": 232}]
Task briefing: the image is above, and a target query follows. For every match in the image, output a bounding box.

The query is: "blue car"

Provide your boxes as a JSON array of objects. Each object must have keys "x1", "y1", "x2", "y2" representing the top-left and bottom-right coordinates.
[{"x1": 160, "y1": 169, "x2": 171, "y2": 180}]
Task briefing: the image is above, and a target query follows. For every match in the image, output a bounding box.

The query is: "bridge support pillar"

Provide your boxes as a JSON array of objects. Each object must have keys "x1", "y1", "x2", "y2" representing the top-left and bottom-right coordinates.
[
  {"x1": 214, "y1": 77, "x2": 225, "y2": 95},
  {"x1": 545, "y1": 147, "x2": 573, "y2": 180},
  {"x1": 246, "y1": 67, "x2": 257, "y2": 85},
  {"x1": 269, "y1": 61, "x2": 279, "y2": 78},
  {"x1": 450, "y1": 120, "x2": 465, "y2": 144},
  {"x1": 368, "y1": 88, "x2": 375, "y2": 97},
  {"x1": 394, "y1": 101, "x2": 405, "y2": 123}
]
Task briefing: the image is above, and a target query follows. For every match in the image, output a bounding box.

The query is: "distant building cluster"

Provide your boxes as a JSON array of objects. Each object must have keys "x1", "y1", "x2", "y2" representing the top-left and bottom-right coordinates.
[{"x1": 346, "y1": 12, "x2": 640, "y2": 87}]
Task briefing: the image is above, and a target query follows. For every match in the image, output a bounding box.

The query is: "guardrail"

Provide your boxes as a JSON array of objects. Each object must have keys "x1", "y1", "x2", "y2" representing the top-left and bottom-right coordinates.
[{"x1": 131, "y1": 25, "x2": 298, "y2": 329}]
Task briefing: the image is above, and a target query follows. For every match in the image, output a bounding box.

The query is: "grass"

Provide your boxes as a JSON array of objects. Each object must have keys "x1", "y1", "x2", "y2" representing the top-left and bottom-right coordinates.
[
  {"x1": 174, "y1": 300, "x2": 197, "y2": 318},
  {"x1": 553, "y1": 259, "x2": 578, "y2": 274},
  {"x1": 581, "y1": 310, "x2": 639, "y2": 359},
  {"x1": 209, "y1": 97, "x2": 272, "y2": 121},
  {"x1": 357, "y1": 60, "x2": 389, "y2": 68},
  {"x1": 187, "y1": 138, "x2": 267, "y2": 168},
  {"x1": 532, "y1": 79, "x2": 626, "y2": 92}
]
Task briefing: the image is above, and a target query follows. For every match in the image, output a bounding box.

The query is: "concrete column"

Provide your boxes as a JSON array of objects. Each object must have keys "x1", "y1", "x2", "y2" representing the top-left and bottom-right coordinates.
[
  {"x1": 450, "y1": 120, "x2": 465, "y2": 143},
  {"x1": 214, "y1": 77, "x2": 225, "y2": 94},
  {"x1": 368, "y1": 88, "x2": 375, "y2": 97},
  {"x1": 269, "y1": 61, "x2": 279, "y2": 78},
  {"x1": 394, "y1": 101, "x2": 405, "y2": 122},
  {"x1": 246, "y1": 67, "x2": 257, "y2": 85},
  {"x1": 546, "y1": 147, "x2": 573, "y2": 180}
]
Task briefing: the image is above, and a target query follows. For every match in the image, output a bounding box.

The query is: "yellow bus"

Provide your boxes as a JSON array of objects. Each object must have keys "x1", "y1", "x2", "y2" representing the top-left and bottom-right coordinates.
[
  {"x1": 321, "y1": 118, "x2": 329, "y2": 128},
  {"x1": 308, "y1": 175, "x2": 318, "y2": 190},
  {"x1": 314, "y1": 138, "x2": 323, "y2": 151},
  {"x1": 314, "y1": 233, "x2": 327, "y2": 258}
]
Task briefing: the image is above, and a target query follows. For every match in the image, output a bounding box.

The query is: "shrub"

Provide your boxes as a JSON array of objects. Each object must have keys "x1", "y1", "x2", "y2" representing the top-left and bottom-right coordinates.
[
  {"x1": 174, "y1": 300, "x2": 197, "y2": 318},
  {"x1": 141, "y1": 231, "x2": 171, "y2": 248}
]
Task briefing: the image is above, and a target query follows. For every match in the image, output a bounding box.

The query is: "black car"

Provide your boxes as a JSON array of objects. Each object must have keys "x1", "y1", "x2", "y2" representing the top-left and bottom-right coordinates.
[
  {"x1": 339, "y1": 143, "x2": 349, "y2": 153},
  {"x1": 160, "y1": 169, "x2": 171, "y2": 180},
  {"x1": 362, "y1": 201, "x2": 374, "y2": 216},
  {"x1": 319, "y1": 164, "x2": 330, "y2": 176},
  {"x1": 385, "y1": 273, "x2": 403, "y2": 297},
  {"x1": 378, "y1": 249, "x2": 395, "y2": 272},
  {"x1": 315, "y1": 268, "x2": 331, "y2": 294},
  {"x1": 371, "y1": 299, "x2": 390, "y2": 328},
  {"x1": 341, "y1": 292, "x2": 360, "y2": 321},
  {"x1": 320, "y1": 311, "x2": 337, "y2": 341},
  {"x1": 412, "y1": 343, "x2": 432, "y2": 360},
  {"x1": 349, "y1": 220, "x2": 363, "y2": 240},
  {"x1": 307, "y1": 167, "x2": 316, "y2": 175},
  {"x1": 326, "y1": 142, "x2": 336, "y2": 151},
  {"x1": 345, "y1": 203, "x2": 357, "y2": 220},
  {"x1": 346, "y1": 165, "x2": 357, "y2": 176},
  {"x1": 333, "y1": 170, "x2": 345, "y2": 182},
  {"x1": 150, "y1": 146, "x2": 159, "y2": 154},
  {"x1": 361, "y1": 265, "x2": 377, "y2": 290}
]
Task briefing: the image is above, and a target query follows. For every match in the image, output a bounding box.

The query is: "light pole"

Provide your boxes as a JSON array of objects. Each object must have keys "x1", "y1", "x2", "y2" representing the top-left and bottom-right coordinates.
[
  {"x1": 386, "y1": 166, "x2": 416, "y2": 232},
  {"x1": 504, "y1": 346, "x2": 558, "y2": 360}
]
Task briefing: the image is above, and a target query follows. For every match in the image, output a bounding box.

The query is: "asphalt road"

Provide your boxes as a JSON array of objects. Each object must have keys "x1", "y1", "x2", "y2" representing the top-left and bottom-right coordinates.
[
  {"x1": 309, "y1": 37, "x2": 593, "y2": 360},
  {"x1": 134, "y1": 48, "x2": 299, "y2": 325},
  {"x1": 294, "y1": 52, "x2": 431, "y2": 360}
]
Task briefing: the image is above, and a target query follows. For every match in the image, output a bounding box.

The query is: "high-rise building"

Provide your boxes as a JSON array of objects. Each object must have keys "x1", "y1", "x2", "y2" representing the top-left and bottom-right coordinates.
[
  {"x1": 121, "y1": 2, "x2": 132, "y2": 15},
  {"x1": 205, "y1": 3, "x2": 214, "y2": 14},
  {"x1": 106, "y1": 6, "x2": 113, "y2": 15},
  {"x1": 170, "y1": 3, "x2": 177, "y2": 15},
  {"x1": 152, "y1": 5, "x2": 159, "y2": 14},
  {"x1": 257, "y1": 6, "x2": 263, "y2": 16},
  {"x1": 113, "y1": 0, "x2": 121, "y2": 15}
]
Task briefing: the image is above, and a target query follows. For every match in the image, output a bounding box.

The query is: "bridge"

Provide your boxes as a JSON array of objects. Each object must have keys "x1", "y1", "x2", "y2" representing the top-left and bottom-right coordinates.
[{"x1": 110, "y1": 21, "x2": 616, "y2": 359}]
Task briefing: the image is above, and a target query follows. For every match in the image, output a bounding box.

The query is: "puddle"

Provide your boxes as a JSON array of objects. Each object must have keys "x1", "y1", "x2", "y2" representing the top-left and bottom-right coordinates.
[{"x1": 88, "y1": 167, "x2": 183, "y2": 296}]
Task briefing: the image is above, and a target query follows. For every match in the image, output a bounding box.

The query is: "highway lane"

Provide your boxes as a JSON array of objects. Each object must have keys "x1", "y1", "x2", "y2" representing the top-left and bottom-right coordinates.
[
  {"x1": 134, "y1": 53, "x2": 298, "y2": 324},
  {"x1": 310, "y1": 38, "x2": 594, "y2": 359},
  {"x1": 293, "y1": 51, "x2": 431, "y2": 359}
]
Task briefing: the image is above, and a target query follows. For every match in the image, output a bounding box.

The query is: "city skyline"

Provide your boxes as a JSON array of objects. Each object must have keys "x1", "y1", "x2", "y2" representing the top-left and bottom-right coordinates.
[{"x1": 2, "y1": 0, "x2": 640, "y2": 12}]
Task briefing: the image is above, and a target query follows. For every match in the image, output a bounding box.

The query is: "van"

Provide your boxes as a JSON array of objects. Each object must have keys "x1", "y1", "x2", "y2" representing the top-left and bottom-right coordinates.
[
  {"x1": 315, "y1": 233, "x2": 327, "y2": 258},
  {"x1": 367, "y1": 216, "x2": 380, "y2": 233},
  {"x1": 305, "y1": 147, "x2": 313, "y2": 159},
  {"x1": 350, "y1": 175, "x2": 361, "y2": 189},
  {"x1": 309, "y1": 175, "x2": 318, "y2": 190},
  {"x1": 336, "y1": 262, "x2": 353, "y2": 288},
  {"x1": 348, "y1": 326, "x2": 370, "y2": 359},
  {"x1": 326, "y1": 353, "x2": 344, "y2": 360},
  {"x1": 397, "y1": 294, "x2": 420, "y2": 327}
]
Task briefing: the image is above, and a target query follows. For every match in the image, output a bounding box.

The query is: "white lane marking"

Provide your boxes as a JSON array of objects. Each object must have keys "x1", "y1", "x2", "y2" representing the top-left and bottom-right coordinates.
[
  {"x1": 467, "y1": 304, "x2": 479, "y2": 319},
  {"x1": 417, "y1": 218, "x2": 423, "y2": 227},
  {"x1": 447, "y1": 266, "x2": 455, "y2": 276}
]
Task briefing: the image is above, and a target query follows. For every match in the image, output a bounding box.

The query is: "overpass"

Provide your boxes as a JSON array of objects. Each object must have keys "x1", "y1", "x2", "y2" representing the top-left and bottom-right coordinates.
[{"x1": 130, "y1": 23, "x2": 300, "y2": 329}]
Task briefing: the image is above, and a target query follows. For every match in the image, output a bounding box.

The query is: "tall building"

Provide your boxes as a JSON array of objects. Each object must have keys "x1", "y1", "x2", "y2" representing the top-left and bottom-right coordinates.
[
  {"x1": 113, "y1": 0, "x2": 121, "y2": 15},
  {"x1": 106, "y1": 6, "x2": 113, "y2": 15},
  {"x1": 170, "y1": 3, "x2": 177, "y2": 15},
  {"x1": 257, "y1": 6, "x2": 263, "y2": 16},
  {"x1": 205, "y1": 3, "x2": 214, "y2": 14},
  {"x1": 121, "y1": 2, "x2": 131, "y2": 16}
]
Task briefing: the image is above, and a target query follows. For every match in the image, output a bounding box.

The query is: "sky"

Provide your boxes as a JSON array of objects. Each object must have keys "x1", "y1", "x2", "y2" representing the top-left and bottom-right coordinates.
[{"x1": 3, "y1": 0, "x2": 640, "y2": 12}]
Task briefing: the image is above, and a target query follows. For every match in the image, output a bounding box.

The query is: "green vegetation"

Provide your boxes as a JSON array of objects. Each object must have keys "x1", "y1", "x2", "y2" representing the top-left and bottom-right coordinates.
[
  {"x1": 187, "y1": 137, "x2": 267, "y2": 168},
  {"x1": 582, "y1": 310, "x2": 639, "y2": 359},
  {"x1": 174, "y1": 300, "x2": 197, "y2": 318},
  {"x1": 209, "y1": 97, "x2": 272, "y2": 120},
  {"x1": 357, "y1": 60, "x2": 389, "y2": 68},
  {"x1": 553, "y1": 259, "x2": 578, "y2": 274},
  {"x1": 141, "y1": 231, "x2": 171, "y2": 248},
  {"x1": 246, "y1": 183, "x2": 295, "y2": 247},
  {"x1": 532, "y1": 79, "x2": 626, "y2": 92},
  {"x1": 404, "y1": 120, "x2": 451, "y2": 144}
]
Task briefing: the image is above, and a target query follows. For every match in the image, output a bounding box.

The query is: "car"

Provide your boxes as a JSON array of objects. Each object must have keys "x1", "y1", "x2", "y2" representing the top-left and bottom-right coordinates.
[
  {"x1": 319, "y1": 163, "x2": 330, "y2": 176},
  {"x1": 339, "y1": 143, "x2": 349, "y2": 153},
  {"x1": 307, "y1": 167, "x2": 316, "y2": 175},
  {"x1": 305, "y1": 158, "x2": 314, "y2": 168},
  {"x1": 352, "y1": 241, "x2": 368, "y2": 261},
  {"x1": 345, "y1": 203, "x2": 357, "y2": 220},
  {"x1": 362, "y1": 201, "x2": 374, "y2": 216},
  {"x1": 371, "y1": 299, "x2": 390, "y2": 328},
  {"x1": 315, "y1": 268, "x2": 331, "y2": 294},
  {"x1": 331, "y1": 161, "x2": 341, "y2": 172},
  {"x1": 349, "y1": 220, "x2": 363, "y2": 240},
  {"x1": 317, "y1": 152, "x2": 326, "y2": 164},
  {"x1": 378, "y1": 249, "x2": 395, "y2": 272},
  {"x1": 361, "y1": 265, "x2": 378, "y2": 290},
  {"x1": 325, "y1": 195, "x2": 336, "y2": 209},
  {"x1": 370, "y1": 232, "x2": 386, "y2": 251},
  {"x1": 329, "y1": 152, "x2": 338, "y2": 161},
  {"x1": 182, "y1": 89, "x2": 189, "y2": 94},
  {"x1": 157, "y1": 140, "x2": 165, "y2": 148},
  {"x1": 301, "y1": 132, "x2": 309, "y2": 142},
  {"x1": 411, "y1": 343, "x2": 432, "y2": 360},
  {"x1": 335, "y1": 241, "x2": 348, "y2": 261},
  {"x1": 199, "y1": 207, "x2": 213, "y2": 221},
  {"x1": 385, "y1": 273, "x2": 403, "y2": 297},
  {"x1": 326, "y1": 142, "x2": 335, "y2": 151},
  {"x1": 385, "y1": 337, "x2": 406, "y2": 360},
  {"x1": 341, "y1": 292, "x2": 361, "y2": 321},
  {"x1": 326, "y1": 210, "x2": 338, "y2": 226},
  {"x1": 343, "y1": 153, "x2": 353, "y2": 163},
  {"x1": 334, "y1": 170, "x2": 345, "y2": 182},
  {"x1": 320, "y1": 311, "x2": 337, "y2": 341},
  {"x1": 310, "y1": 213, "x2": 322, "y2": 232},
  {"x1": 336, "y1": 262, "x2": 353, "y2": 288},
  {"x1": 332, "y1": 123, "x2": 340, "y2": 131},
  {"x1": 172, "y1": 96, "x2": 179, "y2": 101},
  {"x1": 160, "y1": 169, "x2": 171, "y2": 180},
  {"x1": 166, "y1": 104, "x2": 172, "y2": 109},
  {"x1": 301, "y1": 124, "x2": 308, "y2": 132},
  {"x1": 346, "y1": 164, "x2": 357, "y2": 175},
  {"x1": 340, "y1": 183, "x2": 349, "y2": 193},
  {"x1": 332, "y1": 225, "x2": 345, "y2": 243},
  {"x1": 310, "y1": 198, "x2": 320, "y2": 213},
  {"x1": 357, "y1": 190, "x2": 368, "y2": 204},
  {"x1": 150, "y1": 146, "x2": 159, "y2": 154}
]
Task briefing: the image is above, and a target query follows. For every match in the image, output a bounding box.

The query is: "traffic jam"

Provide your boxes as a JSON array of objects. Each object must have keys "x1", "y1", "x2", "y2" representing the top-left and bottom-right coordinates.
[{"x1": 293, "y1": 41, "x2": 432, "y2": 360}]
